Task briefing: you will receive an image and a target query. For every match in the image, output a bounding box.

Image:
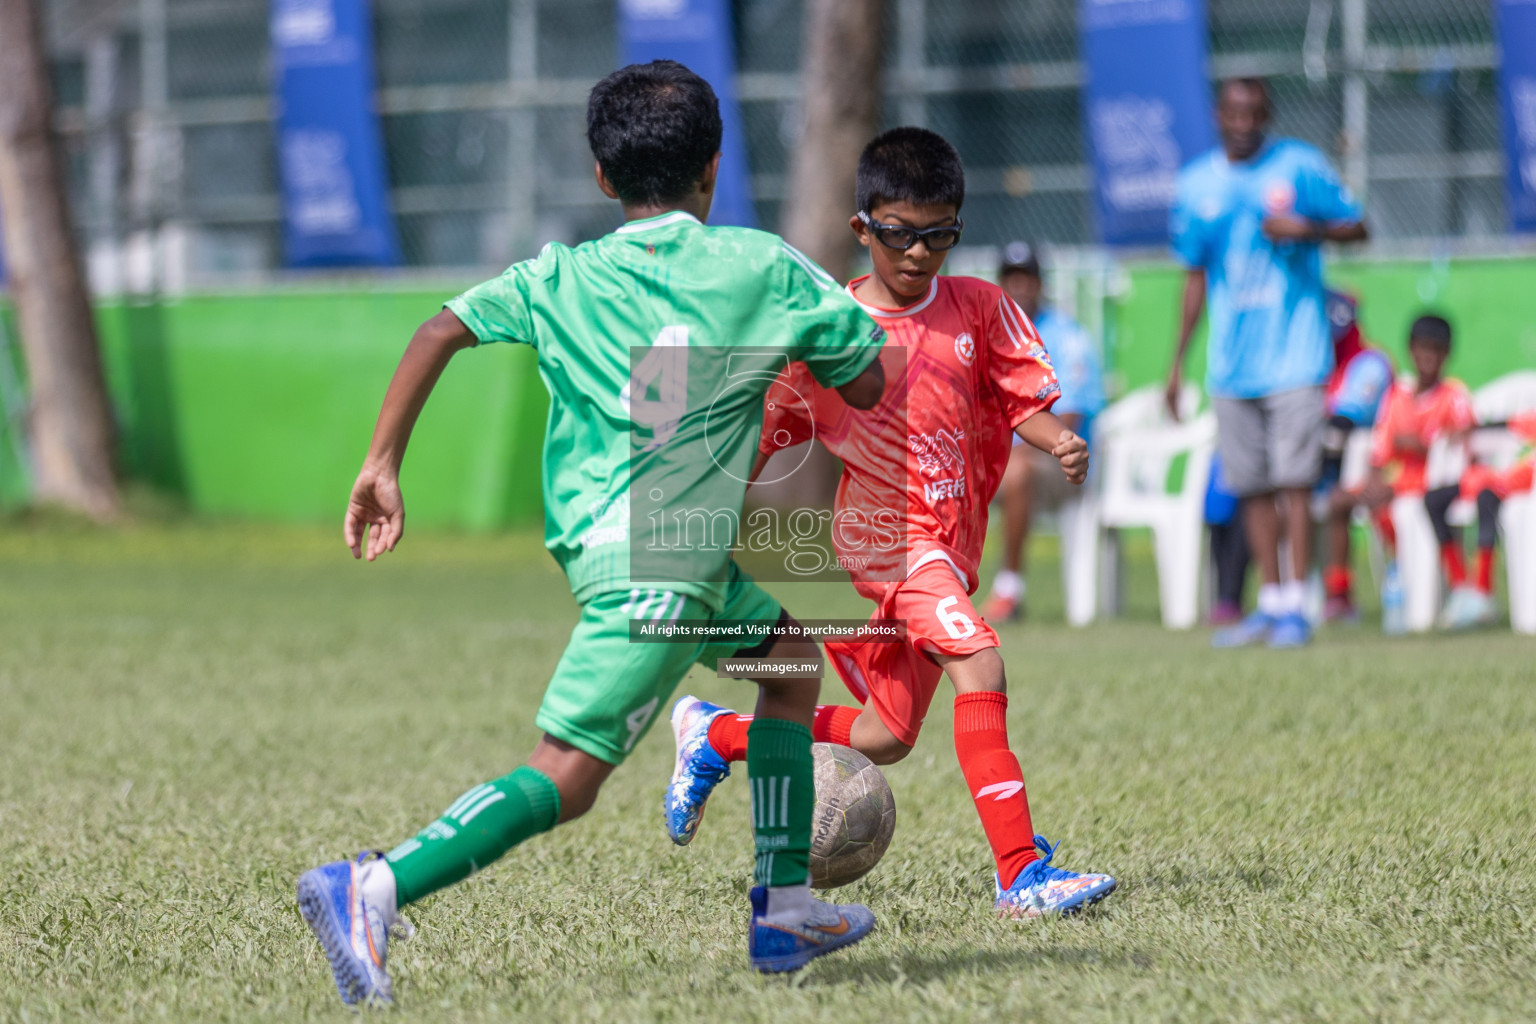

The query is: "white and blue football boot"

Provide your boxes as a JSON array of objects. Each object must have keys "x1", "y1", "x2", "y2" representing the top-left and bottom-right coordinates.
[
  {"x1": 664, "y1": 695, "x2": 735, "y2": 845},
  {"x1": 296, "y1": 851, "x2": 409, "y2": 1005},
  {"x1": 994, "y1": 835, "x2": 1117, "y2": 920},
  {"x1": 1211, "y1": 610, "x2": 1276, "y2": 649},
  {"x1": 1266, "y1": 611, "x2": 1313, "y2": 649},
  {"x1": 748, "y1": 886, "x2": 876, "y2": 972}
]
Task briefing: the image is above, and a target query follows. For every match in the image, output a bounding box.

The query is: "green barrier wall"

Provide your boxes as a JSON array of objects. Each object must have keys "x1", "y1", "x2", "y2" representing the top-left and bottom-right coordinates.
[
  {"x1": 2, "y1": 255, "x2": 1533, "y2": 526},
  {"x1": 0, "y1": 306, "x2": 29, "y2": 508},
  {"x1": 92, "y1": 287, "x2": 550, "y2": 529},
  {"x1": 1109, "y1": 256, "x2": 1536, "y2": 395}
]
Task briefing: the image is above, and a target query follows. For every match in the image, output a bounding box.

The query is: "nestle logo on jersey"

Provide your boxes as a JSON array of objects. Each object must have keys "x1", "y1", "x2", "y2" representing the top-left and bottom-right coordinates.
[
  {"x1": 923, "y1": 478, "x2": 966, "y2": 502},
  {"x1": 910, "y1": 430, "x2": 966, "y2": 477}
]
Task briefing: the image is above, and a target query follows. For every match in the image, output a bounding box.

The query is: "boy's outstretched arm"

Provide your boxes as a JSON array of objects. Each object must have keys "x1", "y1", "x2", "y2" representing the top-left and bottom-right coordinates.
[
  {"x1": 346, "y1": 309, "x2": 479, "y2": 560},
  {"x1": 835, "y1": 357, "x2": 885, "y2": 411},
  {"x1": 1015, "y1": 410, "x2": 1088, "y2": 485}
]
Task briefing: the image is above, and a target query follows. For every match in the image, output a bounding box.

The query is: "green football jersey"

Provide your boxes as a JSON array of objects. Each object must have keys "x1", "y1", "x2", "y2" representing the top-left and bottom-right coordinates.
[{"x1": 446, "y1": 210, "x2": 884, "y2": 611}]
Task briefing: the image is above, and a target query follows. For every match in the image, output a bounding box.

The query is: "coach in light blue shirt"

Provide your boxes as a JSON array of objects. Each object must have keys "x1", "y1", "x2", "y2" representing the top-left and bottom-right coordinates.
[{"x1": 1165, "y1": 77, "x2": 1368, "y2": 649}]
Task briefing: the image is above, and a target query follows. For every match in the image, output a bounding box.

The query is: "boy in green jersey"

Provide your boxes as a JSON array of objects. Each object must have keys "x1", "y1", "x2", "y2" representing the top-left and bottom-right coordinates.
[{"x1": 296, "y1": 60, "x2": 887, "y2": 1004}]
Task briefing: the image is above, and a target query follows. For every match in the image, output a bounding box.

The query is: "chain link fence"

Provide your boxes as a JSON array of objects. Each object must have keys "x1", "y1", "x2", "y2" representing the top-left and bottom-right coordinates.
[{"x1": 33, "y1": 0, "x2": 1512, "y2": 287}]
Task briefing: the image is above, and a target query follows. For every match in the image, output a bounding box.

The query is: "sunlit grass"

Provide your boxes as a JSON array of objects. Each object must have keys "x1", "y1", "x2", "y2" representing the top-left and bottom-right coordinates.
[{"x1": 1, "y1": 520, "x2": 1532, "y2": 1022}]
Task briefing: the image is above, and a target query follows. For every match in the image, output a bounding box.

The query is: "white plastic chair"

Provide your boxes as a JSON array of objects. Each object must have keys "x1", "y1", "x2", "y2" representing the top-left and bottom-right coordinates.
[
  {"x1": 1301, "y1": 429, "x2": 1386, "y2": 623},
  {"x1": 1058, "y1": 481, "x2": 1099, "y2": 628},
  {"x1": 1391, "y1": 370, "x2": 1536, "y2": 631},
  {"x1": 1086, "y1": 384, "x2": 1215, "y2": 629},
  {"x1": 1391, "y1": 489, "x2": 1443, "y2": 632},
  {"x1": 1478, "y1": 372, "x2": 1536, "y2": 634},
  {"x1": 1342, "y1": 431, "x2": 1388, "y2": 588},
  {"x1": 1505, "y1": 491, "x2": 1536, "y2": 634}
]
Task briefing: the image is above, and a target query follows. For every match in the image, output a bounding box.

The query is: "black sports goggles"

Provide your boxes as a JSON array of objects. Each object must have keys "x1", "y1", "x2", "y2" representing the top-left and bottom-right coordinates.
[{"x1": 857, "y1": 211, "x2": 964, "y2": 252}]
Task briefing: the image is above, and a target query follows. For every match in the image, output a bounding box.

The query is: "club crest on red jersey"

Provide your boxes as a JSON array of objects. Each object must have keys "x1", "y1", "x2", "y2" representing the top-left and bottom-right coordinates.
[{"x1": 954, "y1": 332, "x2": 976, "y2": 366}]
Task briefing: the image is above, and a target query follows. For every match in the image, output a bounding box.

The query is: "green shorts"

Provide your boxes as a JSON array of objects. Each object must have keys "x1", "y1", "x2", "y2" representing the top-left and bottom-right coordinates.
[{"x1": 535, "y1": 561, "x2": 783, "y2": 766}]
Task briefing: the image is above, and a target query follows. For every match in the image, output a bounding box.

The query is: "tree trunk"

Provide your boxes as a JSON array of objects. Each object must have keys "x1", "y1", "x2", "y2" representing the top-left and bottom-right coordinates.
[
  {"x1": 762, "y1": 0, "x2": 886, "y2": 510},
  {"x1": 0, "y1": 0, "x2": 120, "y2": 520},
  {"x1": 780, "y1": 0, "x2": 887, "y2": 281}
]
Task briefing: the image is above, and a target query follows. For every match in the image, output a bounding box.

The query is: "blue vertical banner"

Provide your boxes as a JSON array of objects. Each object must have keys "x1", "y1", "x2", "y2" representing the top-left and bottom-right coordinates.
[
  {"x1": 618, "y1": 0, "x2": 755, "y2": 228},
  {"x1": 270, "y1": 0, "x2": 401, "y2": 266},
  {"x1": 1496, "y1": 0, "x2": 1536, "y2": 232},
  {"x1": 1079, "y1": 0, "x2": 1215, "y2": 246}
]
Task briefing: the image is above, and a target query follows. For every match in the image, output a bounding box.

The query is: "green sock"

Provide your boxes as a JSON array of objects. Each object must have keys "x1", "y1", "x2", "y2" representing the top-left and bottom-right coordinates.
[
  {"x1": 746, "y1": 718, "x2": 814, "y2": 888},
  {"x1": 384, "y1": 765, "x2": 561, "y2": 907}
]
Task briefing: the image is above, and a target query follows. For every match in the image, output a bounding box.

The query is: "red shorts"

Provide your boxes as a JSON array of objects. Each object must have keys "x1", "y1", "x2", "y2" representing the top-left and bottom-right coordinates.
[{"x1": 825, "y1": 559, "x2": 999, "y2": 747}]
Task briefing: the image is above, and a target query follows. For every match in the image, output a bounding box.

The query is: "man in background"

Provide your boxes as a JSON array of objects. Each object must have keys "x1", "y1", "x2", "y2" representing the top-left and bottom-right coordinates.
[
  {"x1": 1166, "y1": 77, "x2": 1369, "y2": 648},
  {"x1": 983, "y1": 242, "x2": 1106, "y2": 623}
]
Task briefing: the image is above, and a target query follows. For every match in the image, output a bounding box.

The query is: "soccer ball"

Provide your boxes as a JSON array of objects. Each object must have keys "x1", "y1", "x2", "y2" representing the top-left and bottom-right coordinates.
[{"x1": 809, "y1": 743, "x2": 896, "y2": 889}]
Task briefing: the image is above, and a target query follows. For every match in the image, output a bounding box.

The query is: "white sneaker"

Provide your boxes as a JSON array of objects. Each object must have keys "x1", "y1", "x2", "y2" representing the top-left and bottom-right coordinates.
[{"x1": 1442, "y1": 587, "x2": 1497, "y2": 631}]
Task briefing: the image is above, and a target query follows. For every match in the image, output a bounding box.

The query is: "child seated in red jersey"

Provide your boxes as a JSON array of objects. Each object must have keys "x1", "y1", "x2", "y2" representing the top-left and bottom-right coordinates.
[
  {"x1": 1363, "y1": 315, "x2": 1475, "y2": 619},
  {"x1": 662, "y1": 128, "x2": 1116, "y2": 920},
  {"x1": 1427, "y1": 408, "x2": 1536, "y2": 629}
]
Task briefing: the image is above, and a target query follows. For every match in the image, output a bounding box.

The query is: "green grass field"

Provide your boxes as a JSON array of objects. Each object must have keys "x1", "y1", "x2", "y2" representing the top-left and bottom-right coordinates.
[{"x1": 2, "y1": 518, "x2": 1533, "y2": 1023}]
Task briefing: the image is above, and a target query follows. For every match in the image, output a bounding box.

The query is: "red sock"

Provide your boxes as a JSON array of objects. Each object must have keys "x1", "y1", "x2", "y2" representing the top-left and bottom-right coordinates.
[
  {"x1": 813, "y1": 704, "x2": 860, "y2": 747},
  {"x1": 708, "y1": 705, "x2": 861, "y2": 763},
  {"x1": 1377, "y1": 514, "x2": 1396, "y2": 550},
  {"x1": 953, "y1": 692, "x2": 1037, "y2": 888},
  {"x1": 1476, "y1": 547, "x2": 1496, "y2": 594},
  {"x1": 707, "y1": 713, "x2": 752, "y2": 762},
  {"x1": 1440, "y1": 541, "x2": 1466, "y2": 587},
  {"x1": 1324, "y1": 565, "x2": 1353, "y2": 600}
]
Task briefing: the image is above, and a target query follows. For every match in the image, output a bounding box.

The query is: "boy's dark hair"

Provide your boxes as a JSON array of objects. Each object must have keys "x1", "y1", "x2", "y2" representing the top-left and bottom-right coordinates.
[
  {"x1": 855, "y1": 127, "x2": 965, "y2": 214},
  {"x1": 1409, "y1": 313, "x2": 1453, "y2": 351},
  {"x1": 586, "y1": 60, "x2": 722, "y2": 207}
]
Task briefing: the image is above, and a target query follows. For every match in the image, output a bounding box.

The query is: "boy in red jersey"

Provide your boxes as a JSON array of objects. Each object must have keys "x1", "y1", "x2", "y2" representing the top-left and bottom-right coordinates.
[
  {"x1": 663, "y1": 128, "x2": 1116, "y2": 919},
  {"x1": 1437, "y1": 410, "x2": 1536, "y2": 629},
  {"x1": 1364, "y1": 315, "x2": 1476, "y2": 626}
]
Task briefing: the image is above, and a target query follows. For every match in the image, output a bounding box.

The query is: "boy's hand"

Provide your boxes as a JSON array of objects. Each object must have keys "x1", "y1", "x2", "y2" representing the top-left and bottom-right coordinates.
[
  {"x1": 343, "y1": 310, "x2": 476, "y2": 562},
  {"x1": 345, "y1": 464, "x2": 405, "y2": 561},
  {"x1": 1394, "y1": 432, "x2": 1428, "y2": 456},
  {"x1": 1363, "y1": 469, "x2": 1400, "y2": 509},
  {"x1": 1164, "y1": 367, "x2": 1184, "y2": 421},
  {"x1": 1052, "y1": 430, "x2": 1089, "y2": 485}
]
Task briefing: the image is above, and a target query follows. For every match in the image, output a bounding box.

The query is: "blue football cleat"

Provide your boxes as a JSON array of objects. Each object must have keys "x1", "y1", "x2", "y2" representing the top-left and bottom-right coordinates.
[
  {"x1": 297, "y1": 852, "x2": 401, "y2": 1005},
  {"x1": 1267, "y1": 611, "x2": 1313, "y2": 648},
  {"x1": 748, "y1": 886, "x2": 876, "y2": 972},
  {"x1": 664, "y1": 695, "x2": 735, "y2": 846},
  {"x1": 1212, "y1": 611, "x2": 1275, "y2": 649},
  {"x1": 995, "y1": 835, "x2": 1117, "y2": 919}
]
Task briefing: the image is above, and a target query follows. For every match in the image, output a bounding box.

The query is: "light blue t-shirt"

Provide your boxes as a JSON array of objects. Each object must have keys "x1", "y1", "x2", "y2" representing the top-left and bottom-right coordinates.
[
  {"x1": 1034, "y1": 308, "x2": 1104, "y2": 441},
  {"x1": 1170, "y1": 137, "x2": 1363, "y2": 400}
]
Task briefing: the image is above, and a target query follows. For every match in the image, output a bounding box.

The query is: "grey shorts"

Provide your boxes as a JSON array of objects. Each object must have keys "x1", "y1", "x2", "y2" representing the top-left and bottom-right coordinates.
[{"x1": 1213, "y1": 386, "x2": 1325, "y2": 497}]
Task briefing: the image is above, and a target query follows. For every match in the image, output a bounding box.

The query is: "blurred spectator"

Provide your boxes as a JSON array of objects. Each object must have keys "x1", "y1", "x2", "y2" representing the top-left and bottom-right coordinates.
[
  {"x1": 1365, "y1": 316, "x2": 1475, "y2": 623},
  {"x1": 1318, "y1": 290, "x2": 1395, "y2": 622},
  {"x1": 1204, "y1": 453, "x2": 1250, "y2": 625},
  {"x1": 983, "y1": 241, "x2": 1105, "y2": 622},
  {"x1": 1166, "y1": 77, "x2": 1369, "y2": 649},
  {"x1": 1428, "y1": 415, "x2": 1536, "y2": 630}
]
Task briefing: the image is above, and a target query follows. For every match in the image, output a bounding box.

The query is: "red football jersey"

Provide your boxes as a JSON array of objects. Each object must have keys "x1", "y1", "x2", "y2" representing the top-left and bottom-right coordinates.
[
  {"x1": 1370, "y1": 377, "x2": 1475, "y2": 494},
  {"x1": 761, "y1": 274, "x2": 1060, "y2": 598}
]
